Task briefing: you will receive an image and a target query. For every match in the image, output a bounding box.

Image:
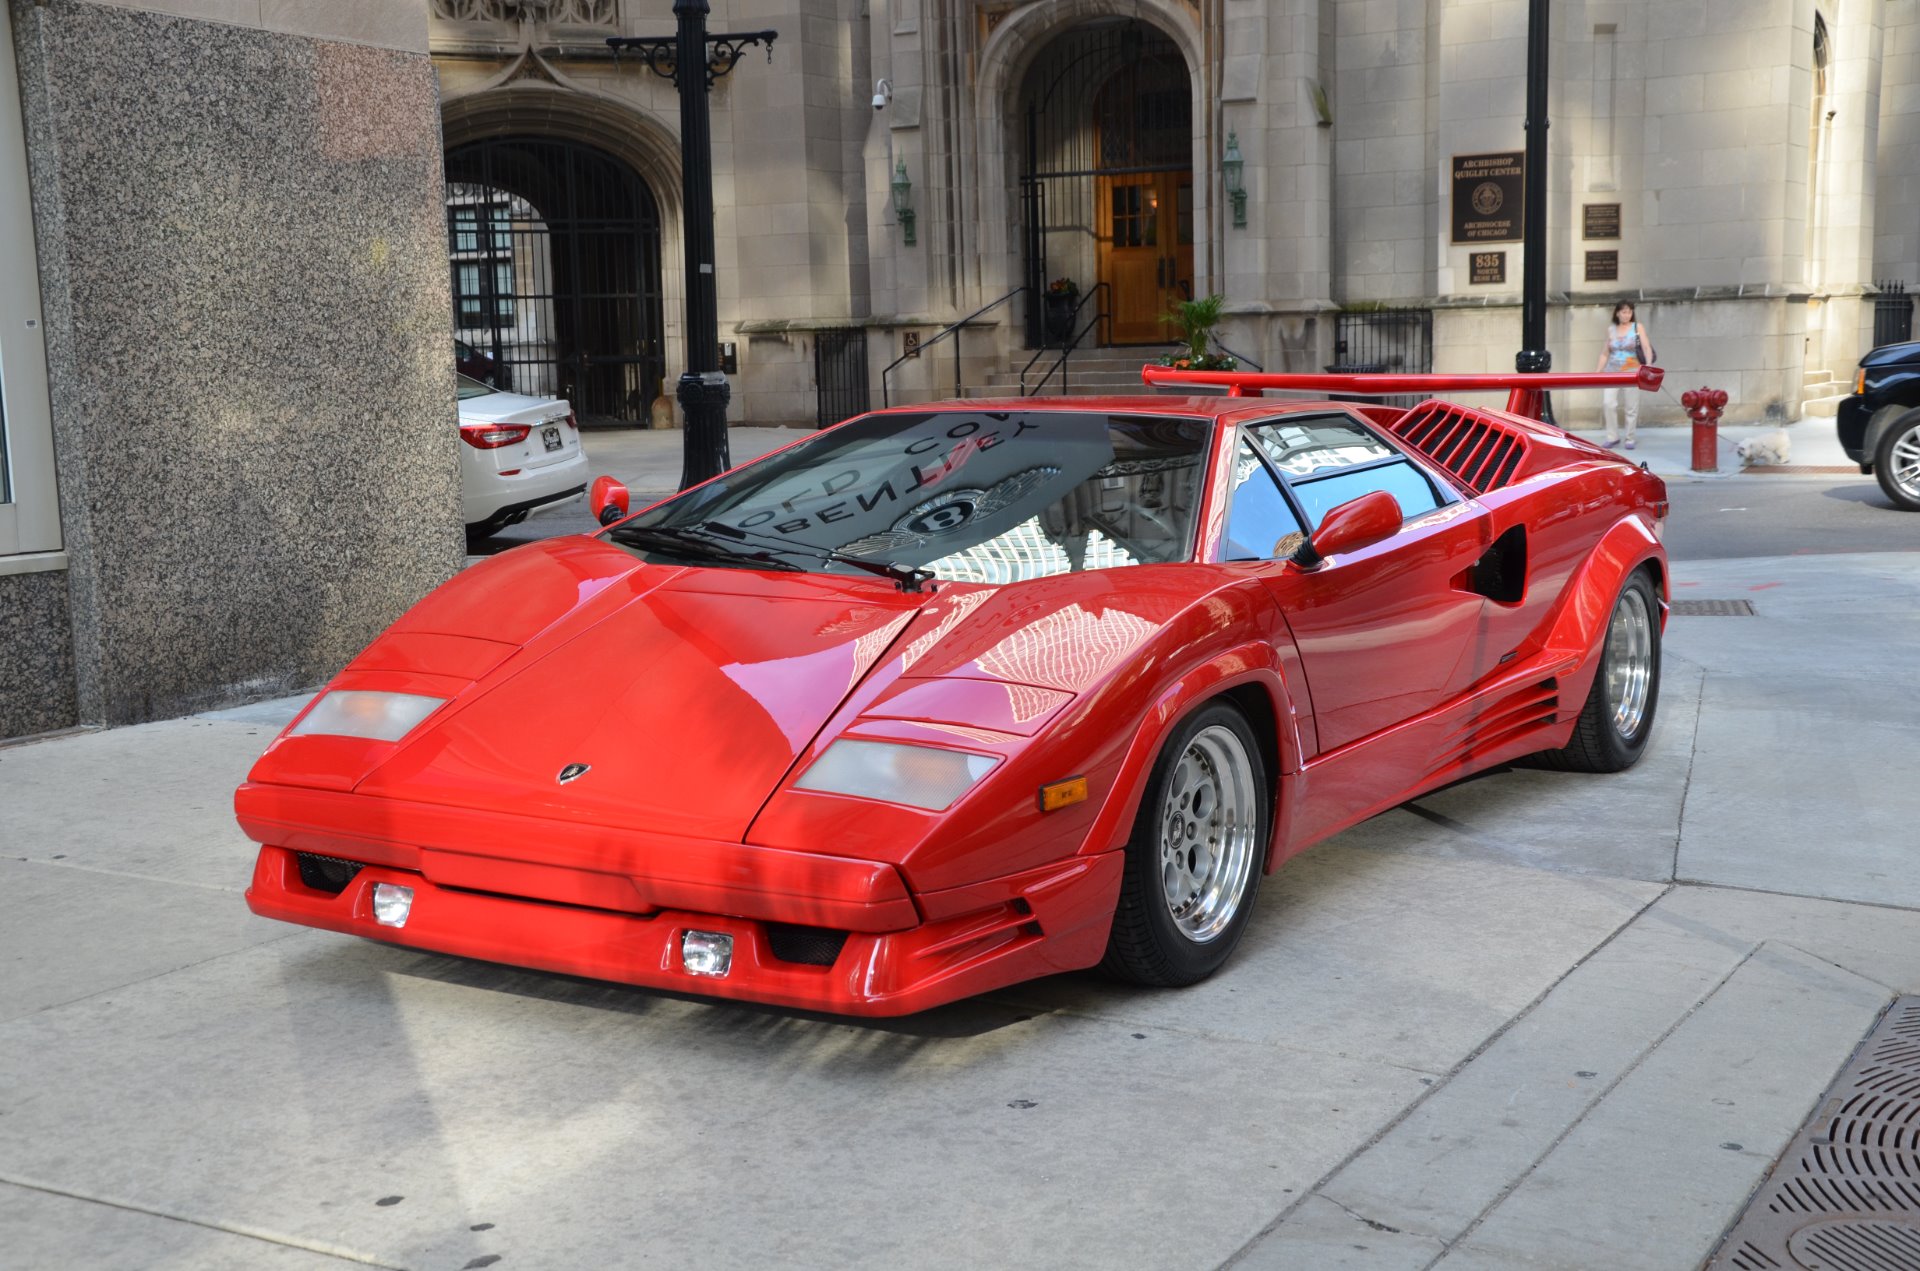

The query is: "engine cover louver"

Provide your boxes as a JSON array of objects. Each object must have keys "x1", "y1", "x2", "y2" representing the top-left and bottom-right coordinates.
[{"x1": 1385, "y1": 402, "x2": 1532, "y2": 493}]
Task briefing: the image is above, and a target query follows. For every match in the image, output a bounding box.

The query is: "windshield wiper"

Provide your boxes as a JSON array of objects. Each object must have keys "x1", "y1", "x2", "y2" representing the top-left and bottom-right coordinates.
[
  {"x1": 606, "y1": 523, "x2": 804, "y2": 572},
  {"x1": 699, "y1": 522, "x2": 936, "y2": 593}
]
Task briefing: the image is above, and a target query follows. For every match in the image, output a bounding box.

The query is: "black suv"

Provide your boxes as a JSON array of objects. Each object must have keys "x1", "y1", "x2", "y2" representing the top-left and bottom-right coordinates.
[{"x1": 1838, "y1": 340, "x2": 1920, "y2": 510}]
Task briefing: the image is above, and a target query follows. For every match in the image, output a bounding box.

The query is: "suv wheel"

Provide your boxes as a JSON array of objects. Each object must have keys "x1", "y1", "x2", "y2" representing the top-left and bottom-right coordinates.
[{"x1": 1874, "y1": 410, "x2": 1920, "y2": 511}]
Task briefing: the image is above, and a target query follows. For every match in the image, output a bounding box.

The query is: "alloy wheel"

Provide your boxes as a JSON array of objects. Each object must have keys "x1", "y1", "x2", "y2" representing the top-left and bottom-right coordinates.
[
  {"x1": 1605, "y1": 586, "x2": 1655, "y2": 739},
  {"x1": 1890, "y1": 426, "x2": 1920, "y2": 501},
  {"x1": 1157, "y1": 724, "x2": 1259, "y2": 943}
]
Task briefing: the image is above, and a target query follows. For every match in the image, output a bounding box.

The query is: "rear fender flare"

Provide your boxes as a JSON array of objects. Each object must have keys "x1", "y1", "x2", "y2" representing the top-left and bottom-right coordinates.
[
  {"x1": 1545, "y1": 515, "x2": 1666, "y2": 699},
  {"x1": 1085, "y1": 646, "x2": 1303, "y2": 873}
]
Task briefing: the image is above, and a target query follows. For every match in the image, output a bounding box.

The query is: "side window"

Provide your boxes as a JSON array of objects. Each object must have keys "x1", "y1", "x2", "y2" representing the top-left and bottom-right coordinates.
[
  {"x1": 1222, "y1": 440, "x2": 1306, "y2": 560},
  {"x1": 1289, "y1": 462, "x2": 1442, "y2": 529},
  {"x1": 1248, "y1": 416, "x2": 1443, "y2": 531}
]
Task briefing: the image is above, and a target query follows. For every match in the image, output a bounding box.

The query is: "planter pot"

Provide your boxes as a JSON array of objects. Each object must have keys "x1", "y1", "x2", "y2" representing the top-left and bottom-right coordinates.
[{"x1": 1043, "y1": 293, "x2": 1077, "y2": 346}]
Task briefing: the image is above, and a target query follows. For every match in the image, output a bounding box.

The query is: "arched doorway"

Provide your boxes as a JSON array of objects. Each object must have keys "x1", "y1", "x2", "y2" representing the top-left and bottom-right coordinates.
[
  {"x1": 1018, "y1": 20, "x2": 1193, "y2": 348},
  {"x1": 443, "y1": 137, "x2": 665, "y2": 424}
]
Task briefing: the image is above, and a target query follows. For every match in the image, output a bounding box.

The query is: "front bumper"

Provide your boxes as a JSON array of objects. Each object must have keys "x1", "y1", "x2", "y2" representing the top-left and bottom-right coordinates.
[
  {"x1": 1836, "y1": 394, "x2": 1873, "y2": 469},
  {"x1": 238, "y1": 784, "x2": 1121, "y2": 1016}
]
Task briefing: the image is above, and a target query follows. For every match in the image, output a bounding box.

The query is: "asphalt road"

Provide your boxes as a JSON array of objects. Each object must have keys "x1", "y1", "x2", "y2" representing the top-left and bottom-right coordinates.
[{"x1": 1664, "y1": 473, "x2": 1920, "y2": 559}]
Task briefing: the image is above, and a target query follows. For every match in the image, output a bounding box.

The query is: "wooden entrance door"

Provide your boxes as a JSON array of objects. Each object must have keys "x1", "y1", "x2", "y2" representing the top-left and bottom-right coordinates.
[{"x1": 1097, "y1": 170, "x2": 1193, "y2": 345}]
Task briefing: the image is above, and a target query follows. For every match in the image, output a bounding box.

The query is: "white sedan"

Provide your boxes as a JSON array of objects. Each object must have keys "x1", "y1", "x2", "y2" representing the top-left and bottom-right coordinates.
[{"x1": 457, "y1": 373, "x2": 589, "y2": 538}]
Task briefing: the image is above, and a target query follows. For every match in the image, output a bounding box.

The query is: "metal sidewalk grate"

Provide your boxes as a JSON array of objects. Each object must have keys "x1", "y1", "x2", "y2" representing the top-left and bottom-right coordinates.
[
  {"x1": 1708, "y1": 997, "x2": 1920, "y2": 1270},
  {"x1": 1673, "y1": 599, "x2": 1759, "y2": 617}
]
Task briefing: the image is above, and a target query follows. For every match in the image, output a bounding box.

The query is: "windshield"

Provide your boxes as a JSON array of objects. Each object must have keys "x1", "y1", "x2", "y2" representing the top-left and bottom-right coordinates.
[
  {"x1": 456, "y1": 373, "x2": 496, "y2": 400},
  {"x1": 615, "y1": 410, "x2": 1212, "y2": 584}
]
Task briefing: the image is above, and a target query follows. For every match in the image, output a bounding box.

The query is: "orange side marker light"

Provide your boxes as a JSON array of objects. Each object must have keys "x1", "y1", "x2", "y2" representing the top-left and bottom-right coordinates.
[{"x1": 1038, "y1": 776, "x2": 1088, "y2": 813}]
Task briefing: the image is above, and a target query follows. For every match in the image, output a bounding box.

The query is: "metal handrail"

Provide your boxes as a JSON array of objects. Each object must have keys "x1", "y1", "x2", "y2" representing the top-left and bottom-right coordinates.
[
  {"x1": 881, "y1": 286, "x2": 1028, "y2": 407},
  {"x1": 1020, "y1": 282, "x2": 1112, "y2": 395},
  {"x1": 1211, "y1": 337, "x2": 1263, "y2": 372}
]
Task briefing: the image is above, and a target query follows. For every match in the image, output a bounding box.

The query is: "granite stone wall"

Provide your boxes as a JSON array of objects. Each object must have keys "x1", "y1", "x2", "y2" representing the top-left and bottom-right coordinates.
[
  {"x1": 0, "y1": 571, "x2": 78, "y2": 738},
  {"x1": 11, "y1": 0, "x2": 462, "y2": 728}
]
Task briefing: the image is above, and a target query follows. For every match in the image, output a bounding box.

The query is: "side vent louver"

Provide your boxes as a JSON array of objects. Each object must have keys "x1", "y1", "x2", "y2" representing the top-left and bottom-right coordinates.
[{"x1": 1387, "y1": 402, "x2": 1532, "y2": 493}]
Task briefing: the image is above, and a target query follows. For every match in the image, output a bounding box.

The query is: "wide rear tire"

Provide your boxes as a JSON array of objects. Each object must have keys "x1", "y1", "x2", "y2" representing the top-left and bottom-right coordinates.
[
  {"x1": 1101, "y1": 702, "x2": 1268, "y2": 987},
  {"x1": 1537, "y1": 568, "x2": 1662, "y2": 773}
]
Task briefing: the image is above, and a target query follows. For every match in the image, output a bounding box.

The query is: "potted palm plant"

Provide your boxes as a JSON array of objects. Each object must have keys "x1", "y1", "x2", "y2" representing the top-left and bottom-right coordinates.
[{"x1": 1158, "y1": 293, "x2": 1238, "y2": 372}]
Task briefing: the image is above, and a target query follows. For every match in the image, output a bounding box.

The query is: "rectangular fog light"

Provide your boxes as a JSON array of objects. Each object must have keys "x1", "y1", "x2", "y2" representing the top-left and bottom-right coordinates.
[
  {"x1": 371, "y1": 883, "x2": 414, "y2": 928},
  {"x1": 681, "y1": 930, "x2": 734, "y2": 978}
]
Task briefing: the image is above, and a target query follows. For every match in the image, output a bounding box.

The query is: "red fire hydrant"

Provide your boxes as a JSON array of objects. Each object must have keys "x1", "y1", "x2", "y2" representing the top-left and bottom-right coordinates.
[{"x1": 1681, "y1": 387, "x2": 1728, "y2": 473}]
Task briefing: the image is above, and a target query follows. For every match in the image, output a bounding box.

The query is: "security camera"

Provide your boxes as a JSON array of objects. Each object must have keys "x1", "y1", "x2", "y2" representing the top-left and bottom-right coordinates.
[{"x1": 872, "y1": 78, "x2": 892, "y2": 111}]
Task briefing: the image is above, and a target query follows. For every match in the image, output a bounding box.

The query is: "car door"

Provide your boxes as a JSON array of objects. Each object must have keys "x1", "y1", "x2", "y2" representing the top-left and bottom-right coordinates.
[{"x1": 1224, "y1": 414, "x2": 1491, "y2": 755}]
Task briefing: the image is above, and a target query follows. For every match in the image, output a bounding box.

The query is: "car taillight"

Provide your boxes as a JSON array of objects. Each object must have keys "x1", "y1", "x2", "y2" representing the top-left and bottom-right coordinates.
[
  {"x1": 564, "y1": 410, "x2": 578, "y2": 430},
  {"x1": 459, "y1": 422, "x2": 532, "y2": 449}
]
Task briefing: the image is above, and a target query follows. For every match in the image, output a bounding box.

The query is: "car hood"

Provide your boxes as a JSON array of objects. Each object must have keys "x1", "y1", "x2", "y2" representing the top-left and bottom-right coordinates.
[
  {"x1": 342, "y1": 538, "x2": 933, "y2": 840},
  {"x1": 256, "y1": 536, "x2": 1227, "y2": 845},
  {"x1": 1862, "y1": 340, "x2": 1920, "y2": 369}
]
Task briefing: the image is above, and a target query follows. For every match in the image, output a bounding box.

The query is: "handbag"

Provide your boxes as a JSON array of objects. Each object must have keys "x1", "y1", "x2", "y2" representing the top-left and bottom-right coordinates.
[{"x1": 1635, "y1": 323, "x2": 1657, "y2": 366}]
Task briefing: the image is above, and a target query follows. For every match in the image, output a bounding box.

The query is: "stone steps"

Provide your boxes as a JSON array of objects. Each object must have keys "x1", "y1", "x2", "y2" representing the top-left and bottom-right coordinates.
[{"x1": 982, "y1": 350, "x2": 1167, "y2": 396}]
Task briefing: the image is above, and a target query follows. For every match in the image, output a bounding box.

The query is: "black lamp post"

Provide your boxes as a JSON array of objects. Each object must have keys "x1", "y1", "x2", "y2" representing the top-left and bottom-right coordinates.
[
  {"x1": 1516, "y1": 0, "x2": 1552, "y2": 414},
  {"x1": 610, "y1": 3, "x2": 776, "y2": 489}
]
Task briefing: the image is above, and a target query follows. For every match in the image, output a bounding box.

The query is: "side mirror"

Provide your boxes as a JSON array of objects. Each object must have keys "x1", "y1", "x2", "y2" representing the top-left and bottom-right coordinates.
[
  {"x1": 591, "y1": 475, "x2": 630, "y2": 526},
  {"x1": 1292, "y1": 489, "x2": 1403, "y2": 569}
]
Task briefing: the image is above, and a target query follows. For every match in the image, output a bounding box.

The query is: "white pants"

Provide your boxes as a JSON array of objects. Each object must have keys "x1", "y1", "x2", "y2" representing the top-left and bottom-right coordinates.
[{"x1": 1601, "y1": 385, "x2": 1638, "y2": 441}]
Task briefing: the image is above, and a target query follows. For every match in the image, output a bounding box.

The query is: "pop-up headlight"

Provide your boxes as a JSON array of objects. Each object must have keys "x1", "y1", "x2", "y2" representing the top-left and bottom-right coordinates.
[
  {"x1": 289, "y1": 691, "x2": 446, "y2": 742},
  {"x1": 794, "y1": 740, "x2": 999, "y2": 811}
]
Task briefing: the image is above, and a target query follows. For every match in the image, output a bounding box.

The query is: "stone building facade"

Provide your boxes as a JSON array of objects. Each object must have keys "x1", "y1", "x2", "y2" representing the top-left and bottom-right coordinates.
[{"x1": 427, "y1": 0, "x2": 1920, "y2": 427}]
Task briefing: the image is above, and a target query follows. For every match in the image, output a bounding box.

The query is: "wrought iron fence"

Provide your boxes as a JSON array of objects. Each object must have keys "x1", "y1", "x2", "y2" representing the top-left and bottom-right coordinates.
[
  {"x1": 814, "y1": 328, "x2": 869, "y2": 429},
  {"x1": 1331, "y1": 308, "x2": 1434, "y2": 408},
  {"x1": 1875, "y1": 280, "x2": 1913, "y2": 347}
]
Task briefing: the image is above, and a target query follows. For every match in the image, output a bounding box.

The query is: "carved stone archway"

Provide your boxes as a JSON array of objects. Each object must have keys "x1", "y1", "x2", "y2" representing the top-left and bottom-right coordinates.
[
  {"x1": 441, "y1": 82, "x2": 687, "y2": 409},
  {"x1": 974, "y1": 0, "x2": 1209, "y2": 316}
]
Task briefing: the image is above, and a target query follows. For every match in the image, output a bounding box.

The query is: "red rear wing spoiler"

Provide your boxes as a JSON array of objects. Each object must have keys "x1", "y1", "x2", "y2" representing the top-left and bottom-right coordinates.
[{"x1": 1139, "y1": 364, "x2": 1664, "y2": 424}]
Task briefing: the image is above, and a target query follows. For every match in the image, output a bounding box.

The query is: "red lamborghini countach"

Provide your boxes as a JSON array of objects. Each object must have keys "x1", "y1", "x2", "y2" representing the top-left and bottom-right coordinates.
[{"x1": 238, "y1": 366, "x2": 1668, "y2": 1015}]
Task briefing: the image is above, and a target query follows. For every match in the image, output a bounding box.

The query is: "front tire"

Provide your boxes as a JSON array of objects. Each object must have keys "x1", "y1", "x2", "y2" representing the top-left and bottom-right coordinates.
[
  {"x1": 1101, "y1": 702, "x2": 1268, "y2": 987},
  {"x1": 1873, "y1": 410, "x2": 1920, "y2": 511},
  {"x1": 1538, "y1": 567, "x2": 1662, "y2": 773}
]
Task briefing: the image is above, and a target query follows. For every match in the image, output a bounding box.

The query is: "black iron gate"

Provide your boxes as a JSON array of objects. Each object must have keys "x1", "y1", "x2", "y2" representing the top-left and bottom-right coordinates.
[
  {"x1": 1019, "y1": 20, "x2": 1191, "y2": 349},
  {"x1": 443, "y1": 137, "x2": 665, "y2": 424},
  {"x1": 1875, "y1": 279, "x2": 1913, "y2": 347},
  {"x1": 1332, "y1": 308, "x2": 1434, "y2": 374},
  {"x1": 814, "y1": 329, "x2": 869, "y2": 428},
  {"x1": 1331, "y1": 308, "x2": 1434, "y2": 408}
]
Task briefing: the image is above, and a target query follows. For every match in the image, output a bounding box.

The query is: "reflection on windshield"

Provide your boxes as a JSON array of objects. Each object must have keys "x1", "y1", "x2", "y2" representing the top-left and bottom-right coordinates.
[{"x1": 619, "y1": 411, "x2": 1210, "y2": 584}]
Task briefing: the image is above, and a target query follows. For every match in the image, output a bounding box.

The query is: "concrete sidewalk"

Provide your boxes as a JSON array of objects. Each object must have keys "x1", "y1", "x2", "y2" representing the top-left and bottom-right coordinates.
[{"x1": 3, "y1": 552, "x2": 1916, "y2": 1270}]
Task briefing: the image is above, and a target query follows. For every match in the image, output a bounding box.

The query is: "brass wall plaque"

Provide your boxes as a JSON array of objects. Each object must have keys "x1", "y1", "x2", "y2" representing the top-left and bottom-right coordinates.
[
  {"x1": 1451, "y1": 152, "x2": 1524, "y2": 243},
  {"x1": 1585, "y1": 250, "x2": 1619, "y2": 282},
  {"x1": 1583, "y1": 202, "x2": 1621, "y2": 240},
  {"x1": 1470, "y1": 251, "x2": 1507, "y2": 285}
]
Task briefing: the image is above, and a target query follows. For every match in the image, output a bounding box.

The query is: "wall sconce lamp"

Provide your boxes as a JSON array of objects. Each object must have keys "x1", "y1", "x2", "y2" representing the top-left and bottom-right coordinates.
[
  {"x1": 1222, "y1": 132, "x2": 1247, "y2": 229},
  {"x1": 891, "y1": 159, "x2": 916, "y2": 246}
]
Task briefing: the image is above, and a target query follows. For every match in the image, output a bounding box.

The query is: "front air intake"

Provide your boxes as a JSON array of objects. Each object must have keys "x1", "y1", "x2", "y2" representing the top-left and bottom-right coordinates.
[
  {"x1": 295, "y1": 852, "x2": 364, "y2": 895},
  {"x1": 1386, "y1": 401, "x2": 1532, "y2": 493},
  {"x1": 766, "y1": 924, "x2": 850, "y2": 967}
]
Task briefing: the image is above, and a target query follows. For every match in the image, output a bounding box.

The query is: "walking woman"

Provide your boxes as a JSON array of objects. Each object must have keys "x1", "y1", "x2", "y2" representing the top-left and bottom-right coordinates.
[{"x1": 1596, "y1": 301, "x2": 1653, "y2": 448}]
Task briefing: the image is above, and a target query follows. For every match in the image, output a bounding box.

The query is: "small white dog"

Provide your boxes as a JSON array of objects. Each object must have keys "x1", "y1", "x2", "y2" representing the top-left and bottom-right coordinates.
[{"x1": 1735, "y1": 429, "x2": 1791, "y2": 467}]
